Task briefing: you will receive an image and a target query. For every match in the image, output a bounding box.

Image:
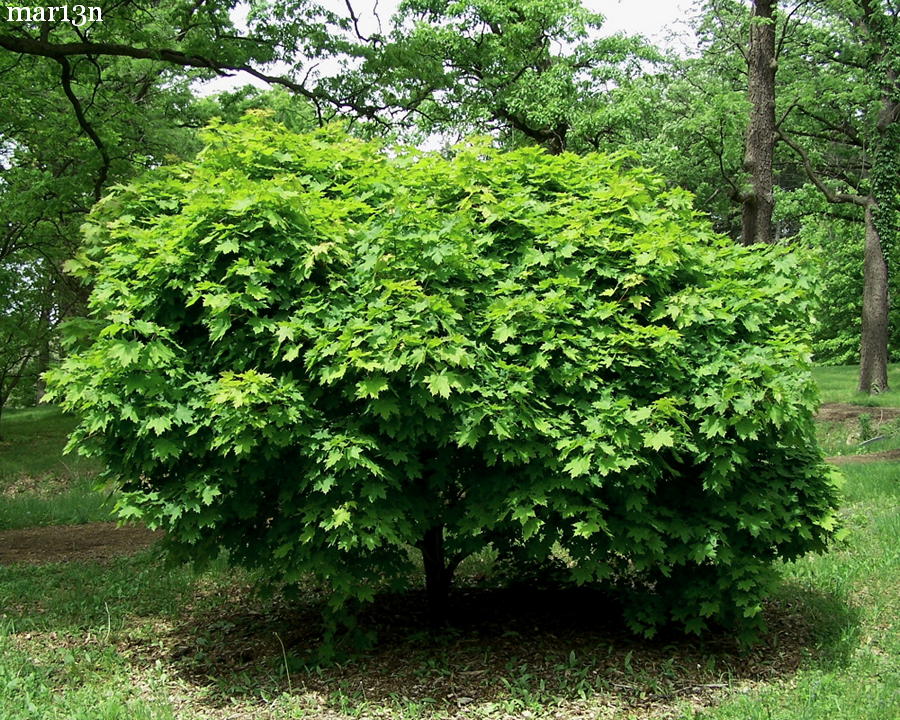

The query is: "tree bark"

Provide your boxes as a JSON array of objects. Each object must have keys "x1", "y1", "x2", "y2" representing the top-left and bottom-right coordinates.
[
  {"x1": 856, "y1": 0, "x2": 898, "y2": 394},
  {"x1": 0, "y1": 370, "x2": 7, "y2": 441},
  {"x1": 742, "y1": 0, "x2": 777, "y2": 245},
  {"x1": 33, "y1": 301, "x2": 52, "y2": 406},
  {"x1": 421, "y1": 524, "x2": 453, "y2": 627},
  {"x1": 859, "y1": 204, "x2": 890, "y2": 393},
  {"x1": 777, "y1": 2, "x2": 896, "y2": 394},
  {"x1": 33, "y1": 340, "x2": 50, "y2": 406},
  {"x1": 0, "y1": 360, "x2": 26, "y2": 440}
]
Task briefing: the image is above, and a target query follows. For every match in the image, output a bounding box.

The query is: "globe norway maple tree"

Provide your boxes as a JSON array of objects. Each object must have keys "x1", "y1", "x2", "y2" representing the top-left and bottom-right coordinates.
[{"x1": 47, "y1": 114, "x2": 840, "y2": 643}]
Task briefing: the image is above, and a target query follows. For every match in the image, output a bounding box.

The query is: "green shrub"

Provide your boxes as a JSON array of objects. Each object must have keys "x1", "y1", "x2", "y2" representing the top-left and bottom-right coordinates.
[{"x1": 48, "y1": 114, "x2": 841, "y2": 646}]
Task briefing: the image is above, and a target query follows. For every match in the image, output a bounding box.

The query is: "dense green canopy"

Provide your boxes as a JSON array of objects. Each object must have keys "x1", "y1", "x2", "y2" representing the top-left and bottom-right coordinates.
[{"x1": 48, "y1": 115, "x2": 840, "y2": 644}]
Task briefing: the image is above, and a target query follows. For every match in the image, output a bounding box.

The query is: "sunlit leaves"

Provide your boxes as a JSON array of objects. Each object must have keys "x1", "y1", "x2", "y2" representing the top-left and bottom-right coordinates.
[
  {"x1": 642, "y1": 429, "x2": 675, "y2": 450},
  {"x1": 46, "y1": 115, "x2": 840, "y2": 646}
]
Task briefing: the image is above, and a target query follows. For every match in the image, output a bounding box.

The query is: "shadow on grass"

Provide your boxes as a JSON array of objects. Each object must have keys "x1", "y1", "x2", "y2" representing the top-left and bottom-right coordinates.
[
  {"x1": 0, "y1": 527, "x2": 863, "y2": 717},
  {"x1": 1, "y1": 548, "x2": 862, "y2": 717},
  {"x1": 155, "y1": 576, "x2": 861, "y2": 716},
  {"x1": 767, "y1": 581, "x2": 863, "y2": 670}
]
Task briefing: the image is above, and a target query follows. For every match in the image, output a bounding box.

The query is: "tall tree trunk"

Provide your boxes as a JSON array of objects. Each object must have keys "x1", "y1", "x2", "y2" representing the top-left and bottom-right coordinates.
[
  {"x1": 0, "y1": 360, "x2": 26, "y2": 440},
  {"x1": 778, "y1": 1, "x2": 896, "y2": 394},
  {"x1": 742, "y1": 0, "x2": 777, "y2": 245},
  {"x1": 33, "y1": 340, "x2": 50, "y2": 406},
  {"x1": 859, "y1": 204, "x2": 890, "y2": 393},
  {"x1": 857, "y1": 0, "x2": 898, "y2": 393},
  {"x1": 421, "y1": 524, "x2": 453, "y2": 627}
]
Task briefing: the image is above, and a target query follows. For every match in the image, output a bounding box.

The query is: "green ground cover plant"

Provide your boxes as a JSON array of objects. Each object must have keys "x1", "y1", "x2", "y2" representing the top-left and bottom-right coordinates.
[{"x1": 46, "y1": 115, "x2": 840, "y2": 646}]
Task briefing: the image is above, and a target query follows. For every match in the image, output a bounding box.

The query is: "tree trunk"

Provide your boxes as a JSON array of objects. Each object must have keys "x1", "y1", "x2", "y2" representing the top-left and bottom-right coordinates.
[
  {"x1": 0, "y1": 364, "x2": 23, "y2": 440},
  {"x1": 858, "y1": 19, "x2": 897, "y2": 393},
  {"x1": 421, "y1": 524, "x2": 453, "y2": 627},
  {"x1": 33, "y1": 305, "x2": 51, "y2": 406},
  {"x1": 33, "y1": 342, "x2": 49, "y2": 405},
  {"x1": 859, "y1": 204, "x2": 890, "y2": 393},
  {"x1": 742, "y1": 0, "x2": 777, "y2": 245},
  {"x1": 0, "y1": 370, "x2": 7, "y2": 441}
]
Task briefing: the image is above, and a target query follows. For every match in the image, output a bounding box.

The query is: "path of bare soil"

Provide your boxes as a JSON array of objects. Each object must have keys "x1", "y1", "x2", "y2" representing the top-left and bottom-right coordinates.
[
  {"x1": 0, "y1": 522, "x2": 162, "y2": 565},
  {"x1": 816, "y1": 403, "x2": 900, "y2": 422},
  {"x1": 826, "y1": 449, "x2": 900, "y2": 465}
]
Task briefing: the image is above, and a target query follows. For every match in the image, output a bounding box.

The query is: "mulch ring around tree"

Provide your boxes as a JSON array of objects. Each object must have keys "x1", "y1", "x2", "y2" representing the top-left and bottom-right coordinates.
[
  {"x1": 0, "y1": 523, "x2": 162, "y2": 565},
  {"x1": 816, "y1": 403, "x2": 900, "y2": 422}
]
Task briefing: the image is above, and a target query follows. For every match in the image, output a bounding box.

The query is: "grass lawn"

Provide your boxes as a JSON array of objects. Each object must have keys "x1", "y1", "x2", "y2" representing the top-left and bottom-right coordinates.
[
  {"x1": 0, "y1": 405, "x2": 897, "y2": 719},
  {"x1": 0, "y1": 407, "x2": 111, "y2": 530},
  {"x1": 812, "y1": 365, "x2": 900, "y2": 457},
  {"x1": 0, "y1": 406, "x2": 100, "y2": 479},
  {"x1": 812, "y1": 364, "x2": 900, "y2": 406}
]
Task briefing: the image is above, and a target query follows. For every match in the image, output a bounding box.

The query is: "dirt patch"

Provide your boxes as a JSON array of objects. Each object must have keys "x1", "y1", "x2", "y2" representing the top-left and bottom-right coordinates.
[
  {"x1": 0, "y1": 522, "x2": 162, "y2": 566},
  {"x1": 826, "y1": 450, "x2": 900, "y2": 465},
  {"x1": 816, "y1": 403, "x2": 900, "y2": 422},
  {"x1": 1, "y1": 473, "x2": 74, "y2": 497}
]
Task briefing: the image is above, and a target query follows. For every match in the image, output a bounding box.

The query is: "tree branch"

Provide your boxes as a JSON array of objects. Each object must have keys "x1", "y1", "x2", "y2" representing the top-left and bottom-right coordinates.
[
  {"x1": 0, "y1": 33, "x2": 395, "y2": 123},
  {"x1": 344, "y1": 0, "x2": 370, "y2": 42},
  {"x1": 776, "y1": 130, "x2": 870, "y2": 207},
  {"x1": 776, "y1": 0, "x2": 813, "y2": 59},
  {"x1": 57, "y1": 56, "x2": 109, "y2": 201},
  {"x1": 0, "y1": 33, "x2": 318, "y2": 97},
  {"x1": 797, "y1": 106, "x2": 862, "y2": 145}
]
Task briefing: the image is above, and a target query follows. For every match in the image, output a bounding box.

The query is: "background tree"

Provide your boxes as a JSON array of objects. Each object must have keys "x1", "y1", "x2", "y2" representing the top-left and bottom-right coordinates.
[
  {"x1": 0, "y1": 1, "x2": 315, "y2": 408},
  {"x1": 774, "y1": 0, "x2": 899, "y2": 392},
  {"x1": 0, "y1": 262, "x2": 46, "y2": 436},
  {"x1": 651, "y1": 0, "x2": 898, "y2": 390},
  {"x1": 325, "y1": 0, "x2": 661, "y2": 151},
  {"x1": 0, "y1": 55, "x2": 202, "y2": 406}
]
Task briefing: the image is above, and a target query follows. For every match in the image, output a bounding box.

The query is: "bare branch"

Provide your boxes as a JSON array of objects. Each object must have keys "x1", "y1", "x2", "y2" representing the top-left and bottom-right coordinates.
[
  {"x1": 776, "y1": 130, "x2": 870, "y2": 207},
  {"x1": 344, "y1": 0, "x2": 370, "y2": 42},
  {"x1": 711, "y1": 119, "x2": 742, "y2": 199},
  {"x1": 776, "y1": 0, "x2": 813, "y2": 59},
  {"x1": 708, "y1": 0, "x2": 748, "y2": 64},
  {"x1": 57, "y1": 56, "x2": 109, "y2": 201},
  {"x1": 0, "y1": 33, "x2": 393, "y2": 123},
  {"x1": 775, "y1": 99, "x2": 797, "y2": 129},
  {"x1": 372, "y1": 0, "x2": 384, "y2": 37},
  {"x1": 797, "y1": 106, "x2": 862, "y2": 145}
]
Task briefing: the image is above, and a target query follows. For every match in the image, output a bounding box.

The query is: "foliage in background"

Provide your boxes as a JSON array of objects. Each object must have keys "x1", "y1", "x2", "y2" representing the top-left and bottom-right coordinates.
[
  {"x1": 47, "y1": 116, "x2": 840, "y2": 648},
  {"x1": 795, "y1": 210, "x2": 863, "y2": 366},
  {"x1": 774, "y1": 0, "x2": 900, "y2": 389},
  {"x1": 0, "y1": 262, "x2": 48, "y2": 435},
  {"x1": 791, "y1": 198, "x2": 900, "y2": 367},
  {"x1": 325, "y1": 0, "x2": 661, "y2": 151},
  {"x1": 0, "y1": 8, "x2": 226, "y2": 412}
]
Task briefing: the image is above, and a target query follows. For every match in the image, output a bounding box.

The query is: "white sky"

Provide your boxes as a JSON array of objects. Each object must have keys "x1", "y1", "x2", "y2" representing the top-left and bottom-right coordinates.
[
  {"x1": 195, "y1": 0, "x2": 696, "y2": 96},
  {"x1": 587, "y1": 0, "x2": 695, "y2": 45}
]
